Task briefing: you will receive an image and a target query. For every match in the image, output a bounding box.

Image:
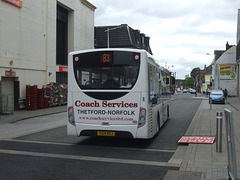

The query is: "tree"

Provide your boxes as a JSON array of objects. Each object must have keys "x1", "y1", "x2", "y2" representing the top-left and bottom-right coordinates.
[
  {"x1": 191, "y1": 67, "x2": 200, "y2": 79},
  {"x1": 185, "y1": 77, "x2": 195, "y2": 88}
]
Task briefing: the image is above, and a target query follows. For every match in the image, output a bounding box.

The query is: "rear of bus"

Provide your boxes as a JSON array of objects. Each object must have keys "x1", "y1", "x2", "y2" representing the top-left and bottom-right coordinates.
[{"x1": 67, "y1": 49, "x2": 151, "y2": 139}]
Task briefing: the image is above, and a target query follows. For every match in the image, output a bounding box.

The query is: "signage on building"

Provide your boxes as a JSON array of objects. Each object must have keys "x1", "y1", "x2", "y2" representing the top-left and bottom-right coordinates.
[
  {"x1": 59, "y1": 66, "x2": 68, "y2": 72},
  {"x1": 219, "y1": 64, "x2": 236, "y2": 80},
  {"x1": 2, "y1": 0, "x2": 23, "y2": 8},
  {"x1": 5, "y1": 70, "x2": 16, "y2": 77},
  {"x1": 178, "y1": 136, "x2": 215, "y2": 144}
]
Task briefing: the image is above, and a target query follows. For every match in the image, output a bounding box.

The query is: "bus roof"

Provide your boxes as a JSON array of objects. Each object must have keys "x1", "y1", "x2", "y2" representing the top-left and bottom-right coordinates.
[
  {"x1": 69, "y1": 48, "x2": 162, "y2": 70},
  {"x1": 69, "y1": 48, "x2": 150, "y2": 56}
]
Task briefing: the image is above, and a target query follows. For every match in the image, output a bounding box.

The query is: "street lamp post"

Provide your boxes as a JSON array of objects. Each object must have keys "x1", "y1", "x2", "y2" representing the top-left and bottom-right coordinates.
[{"x1": 105, "y1": 24, "x2": 125, "y2": 48}]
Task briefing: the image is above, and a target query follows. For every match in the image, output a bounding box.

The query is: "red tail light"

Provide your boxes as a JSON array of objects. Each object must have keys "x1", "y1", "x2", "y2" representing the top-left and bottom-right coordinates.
[{"x1": 138, "y1": 108, "x2": 146, "y2": 128}]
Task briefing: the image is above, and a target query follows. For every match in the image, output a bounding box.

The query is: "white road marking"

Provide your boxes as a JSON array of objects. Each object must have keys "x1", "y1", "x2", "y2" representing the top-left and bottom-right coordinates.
[
  {"x1": 0, "y1": 148, "x2": 180, "y2": 167},
  {"x1": 5, "y1": 139, "x2": 176, "y2": 153}
]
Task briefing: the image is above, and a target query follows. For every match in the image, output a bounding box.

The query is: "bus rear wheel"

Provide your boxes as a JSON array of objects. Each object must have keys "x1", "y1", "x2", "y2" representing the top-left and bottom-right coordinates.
[
  {"x1": 155, "y1": 113, "x2": 160, "y2": 137},
  {"x1": 167, "y1": 105, "x2": 170, "y2": 118}
]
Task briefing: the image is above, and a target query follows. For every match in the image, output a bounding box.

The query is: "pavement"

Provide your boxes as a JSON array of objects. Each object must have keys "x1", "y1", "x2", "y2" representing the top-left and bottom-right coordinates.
[
  {"x1": 165, "y1": 95, "x2": 240, "y2": 180},
  {"x1": 0, "y1": 95, "x2": 240, "y2": 180},
  {"x1": 0, "y1": 105, "x2": 67, "y2": 123}
]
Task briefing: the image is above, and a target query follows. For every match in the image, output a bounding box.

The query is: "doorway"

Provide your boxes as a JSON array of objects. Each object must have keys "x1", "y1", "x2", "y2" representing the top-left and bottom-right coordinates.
[
  {"x1": 56, "y1": 5, "x2": 68, "y2": 66},
  {"x1": 1, "y1": 77, "x2": 20, "y2": 110}
]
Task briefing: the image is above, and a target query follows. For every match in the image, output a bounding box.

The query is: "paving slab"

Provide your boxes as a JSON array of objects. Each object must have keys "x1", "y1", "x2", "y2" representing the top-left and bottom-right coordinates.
[
  {"x1": 163, "y1": 170, "x2": 204, "y2": 180},
  {"x1": 178, "y1": 97, "x2": 240, "y2": 179}
]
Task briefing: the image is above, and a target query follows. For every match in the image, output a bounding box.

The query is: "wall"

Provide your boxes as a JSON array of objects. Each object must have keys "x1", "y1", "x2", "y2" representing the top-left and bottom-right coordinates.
[
  {"x1": 214, "y1": 64, "x2": 237, "y2": 96},
  {"x1": 0, "y1": 0, "x2": 95, "y2": 101},
  {"x1": 203, "y1": 74, "x2": 211, "y2": 92}
]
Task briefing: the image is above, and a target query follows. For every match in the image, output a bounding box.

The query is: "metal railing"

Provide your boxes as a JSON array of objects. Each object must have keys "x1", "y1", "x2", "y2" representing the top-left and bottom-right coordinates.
[{"x1": 224, "y1": 109, "x2": 238, "y2": 180}]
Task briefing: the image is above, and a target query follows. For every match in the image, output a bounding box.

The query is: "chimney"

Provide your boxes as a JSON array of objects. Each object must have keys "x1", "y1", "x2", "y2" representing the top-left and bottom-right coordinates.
[
  {"x1": 145, "y1": 36, "x2": 150, "y2": 47},
  {"x1": 226, "y1": 41, "x2": 230, "y2": 50},
  {"x1": 133, "y1": 30, "x2": 141, "y2": 47}
]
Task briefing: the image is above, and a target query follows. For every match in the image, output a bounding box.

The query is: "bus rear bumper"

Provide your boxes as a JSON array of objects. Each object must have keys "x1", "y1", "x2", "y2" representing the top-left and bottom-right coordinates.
[{"x1": 76, "y1": 123, "x2": 138, "y2": 138}]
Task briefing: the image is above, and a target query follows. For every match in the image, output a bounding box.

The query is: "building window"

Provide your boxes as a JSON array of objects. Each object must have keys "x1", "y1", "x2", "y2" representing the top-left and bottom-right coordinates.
[{"x1": 57, "y1": 5, "x2": 68, "y2": 66}]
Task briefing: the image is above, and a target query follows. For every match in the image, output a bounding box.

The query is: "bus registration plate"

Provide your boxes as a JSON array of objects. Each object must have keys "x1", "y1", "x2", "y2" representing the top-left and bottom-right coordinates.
[{"x1": 97, "y1": 131, "x2": 115, "y2": 136}]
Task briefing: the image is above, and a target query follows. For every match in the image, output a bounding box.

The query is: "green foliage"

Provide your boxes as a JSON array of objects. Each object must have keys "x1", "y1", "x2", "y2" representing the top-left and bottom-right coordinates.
[
  {"x1": 185, "y1": 77, "x2": 195, "y2": 88},
  {"x1": 191, "y1": 67, "x2": 200, "y2": 78}
]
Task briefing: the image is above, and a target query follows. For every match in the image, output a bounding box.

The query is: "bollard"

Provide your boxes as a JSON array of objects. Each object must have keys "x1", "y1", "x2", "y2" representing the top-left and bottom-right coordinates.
[
  {"x1": 210, "y1": 99, "x2": 212, "y2": 110},
  {"x1": 216, "y1": 112, "x2": 223, "y2": 152}
]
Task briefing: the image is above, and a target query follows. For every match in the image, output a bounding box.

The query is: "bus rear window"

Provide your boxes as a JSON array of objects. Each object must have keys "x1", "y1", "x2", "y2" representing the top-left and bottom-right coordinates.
[{"x1": 73, "y1": 51, "x2": 140, "y2": 89}]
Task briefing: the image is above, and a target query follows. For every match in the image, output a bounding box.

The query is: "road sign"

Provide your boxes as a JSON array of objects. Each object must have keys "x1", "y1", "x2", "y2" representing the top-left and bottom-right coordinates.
[{"x1": 178, "y1": 136, "x2": 215, "y2": 144}]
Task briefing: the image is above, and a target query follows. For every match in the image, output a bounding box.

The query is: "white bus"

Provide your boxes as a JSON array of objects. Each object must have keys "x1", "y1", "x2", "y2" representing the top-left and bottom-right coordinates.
[{"x1": 67, "y1": 48, "x2": 171, "y2": 139}]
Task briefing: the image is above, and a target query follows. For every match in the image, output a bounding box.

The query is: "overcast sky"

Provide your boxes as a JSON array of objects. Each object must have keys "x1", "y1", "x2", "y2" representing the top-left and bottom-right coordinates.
[{"x1": 88, "y1": 0, "x2": 239, "y2": 79}]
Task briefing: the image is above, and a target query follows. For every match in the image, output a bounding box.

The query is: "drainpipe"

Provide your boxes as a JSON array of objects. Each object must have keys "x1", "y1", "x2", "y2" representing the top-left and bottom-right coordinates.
[{"x1": 237, "y1": 63, "x2": 239, "y2": 97}]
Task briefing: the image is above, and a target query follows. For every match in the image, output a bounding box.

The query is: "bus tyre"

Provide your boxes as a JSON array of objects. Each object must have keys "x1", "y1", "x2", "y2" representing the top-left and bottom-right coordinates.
[
  {"x1": 155, "y1": 113, "x2": 160, "y2": 137},
  {"x1": 167, "y1": 105, "x2": 170, "y2": 118}
]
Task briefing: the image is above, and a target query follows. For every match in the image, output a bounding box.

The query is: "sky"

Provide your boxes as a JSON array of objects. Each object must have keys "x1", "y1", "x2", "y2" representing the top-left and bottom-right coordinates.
[{"x1": 88, "y1": 0, "x2": 239, "y2": 79}]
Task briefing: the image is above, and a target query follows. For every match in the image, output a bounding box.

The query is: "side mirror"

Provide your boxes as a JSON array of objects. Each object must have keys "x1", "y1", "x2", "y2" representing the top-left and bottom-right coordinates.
[{"x1": 152, "y1": 94, "x2": 158, "y2": 104}]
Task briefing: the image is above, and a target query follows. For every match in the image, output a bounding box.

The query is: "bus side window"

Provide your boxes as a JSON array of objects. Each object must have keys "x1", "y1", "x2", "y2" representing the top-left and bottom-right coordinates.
[
  {"x1": 152, "y1": 94, "x2": 158, "y2": 104},
  {"x1": 166, "y1": 77, "x2": 169, "y2": 84},
  {"x1": 148, "y1": 64, "x2": 153, "y2": 103},
  {"x1": 148, "y1": 63, "x2": 158, "y2": 104}
]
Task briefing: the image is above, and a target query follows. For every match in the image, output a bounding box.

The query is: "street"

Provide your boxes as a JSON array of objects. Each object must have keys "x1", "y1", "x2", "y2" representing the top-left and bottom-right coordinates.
[{"x1": 0, "y1": 93, "x2": 201, "y2": 180}]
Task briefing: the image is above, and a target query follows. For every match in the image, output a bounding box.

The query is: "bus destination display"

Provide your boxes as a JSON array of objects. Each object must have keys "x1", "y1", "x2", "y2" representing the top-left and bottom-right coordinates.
[{"x1": 101, "y1": 53, "x2": 112, "y2": 63}]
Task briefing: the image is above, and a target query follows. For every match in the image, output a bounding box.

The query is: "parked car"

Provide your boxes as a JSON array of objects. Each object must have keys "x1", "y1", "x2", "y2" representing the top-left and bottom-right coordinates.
[
  {"x1": 209, "y1": 90, "x2": 225, "y2": 104},
  {"x1": 187, "y1": 88, "x2": 192, "y2": 93},
  {"x1": 183, "y1": 89, "x2": 187, "y2": 93},
  {"x1": 190, "y1": 89, "x2": 196, "y2": 94}
]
